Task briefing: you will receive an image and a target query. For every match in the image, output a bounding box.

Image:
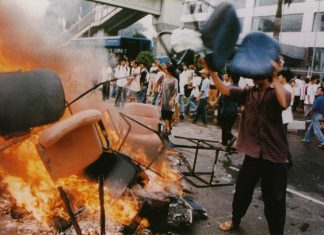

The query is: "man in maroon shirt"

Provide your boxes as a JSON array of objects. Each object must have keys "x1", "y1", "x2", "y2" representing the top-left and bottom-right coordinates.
[{"x1": 204, "y1": 61, "x2": 291, "y2": 235}]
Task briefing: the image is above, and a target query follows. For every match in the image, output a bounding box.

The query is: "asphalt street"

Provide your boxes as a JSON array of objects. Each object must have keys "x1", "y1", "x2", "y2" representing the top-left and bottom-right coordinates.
[{"x1": 170, "y1": 119, "x2": 324, "y2": 235}]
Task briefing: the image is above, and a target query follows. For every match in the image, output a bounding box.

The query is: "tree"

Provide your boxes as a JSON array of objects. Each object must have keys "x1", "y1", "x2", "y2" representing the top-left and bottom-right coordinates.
[
  {"x1": 273, "y1": 0, "x2": 293, "y2": 40},
  {"x1": 136, "y1": 51, "x2": 154, "y2": 69},
  {"x1": 133, "y1": 32, "x2": 147, "y2": 38}
]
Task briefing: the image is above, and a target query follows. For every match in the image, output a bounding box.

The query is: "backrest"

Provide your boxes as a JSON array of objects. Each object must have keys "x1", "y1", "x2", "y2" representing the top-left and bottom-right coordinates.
[
  {"x1": 37, "y1": 109, "x2": 103, "y2": 181},
  {"x1": 122, "y1": 103, "x2": 160, "y2": 134}
]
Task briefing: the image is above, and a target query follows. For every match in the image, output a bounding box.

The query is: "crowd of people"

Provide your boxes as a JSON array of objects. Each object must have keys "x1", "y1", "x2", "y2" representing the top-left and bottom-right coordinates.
[
  {"x1": 100, "y1": 57, "x2": 324, "y2": 149},
  {"x1": 98, "y1": 55, "x2": 324, "y2": 235}
]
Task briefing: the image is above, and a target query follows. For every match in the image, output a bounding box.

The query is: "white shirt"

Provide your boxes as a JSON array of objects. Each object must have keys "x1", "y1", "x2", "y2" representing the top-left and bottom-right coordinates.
[
  {"x1": 115, "y1": 65, "x2": 129, "y2": 87},
  {"x1": 191, "y1": 75, "x2": 202, "y2": 97},
  {"x1": 305, "y1": 83, "x2": 319, "y2": 105},
  {"x1": 129, "y1": 67, "x2": 141, "y2": 92},
  {"x1": 282, "y1": 83, "x2": 293, "y2": 124},
  {"x1": 294, "y1": 78, "x2": 303, "y2": 96},
  {"x1": 179, "y1": 71, "x2": 190, "y2": 95},
  {"x1": 100, "y1": 66, "x2": 112, "y2": 83}
]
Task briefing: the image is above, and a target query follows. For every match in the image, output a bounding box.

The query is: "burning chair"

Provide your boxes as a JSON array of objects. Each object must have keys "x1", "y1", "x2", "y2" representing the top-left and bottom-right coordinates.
[
  {"x1": 37, "y1": 109, "x2": 146, "y2": 234},
  {"x1": 102, "y1": 103, "x2": 167, "y2": 174}
]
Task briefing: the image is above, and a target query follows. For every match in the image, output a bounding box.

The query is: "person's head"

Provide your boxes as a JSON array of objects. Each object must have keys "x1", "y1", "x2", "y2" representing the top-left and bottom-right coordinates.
[
  {"x1": 278, "y1": 70, "x2": 294, "y2": 84},
  {"x1": 229, "y1": 73, "x2": 240, "y2": 85},
  {"x1": 223, "y1": 73, "x2": 230, "y2": 82},
  {"x1": 152, "y1": 62, "x2": 156, "y2": 67},
  {"x1": 139, "y1": 63, "x2": 146, "y2": 69},
  {"x1": 199, "y1": 69, "x2": 208, "y2": 79},
  {"x1": 253, "y1": 78, "x2": 270, "y2": 88},
  {"x1": 316, "y1": 86, "x2": 324, "y2": 96},
  {"x1": 166, "y1": 64, "x2": 178, "y2": 78},
  {"x1": 119, "y1": 58, "x2": 126, "y2": 66},
  {"x1": 183, "y1": 65, "x2": 188, "y2": 71},
  {"x1": 311, "y1": 74, "x2": 320, "y2": 84},
  {"x1": 296, "y1": 74, "x2": 302, "y2": 80},
  {"x1": 290, "y1": 80, "x2": 296, "y2": 87},
  {"x1": 131, "y1": 60, "x2": 139, "y2": 68},
  {"x1": 189, "y1": 64, "x2": 195, "y2": 70}
]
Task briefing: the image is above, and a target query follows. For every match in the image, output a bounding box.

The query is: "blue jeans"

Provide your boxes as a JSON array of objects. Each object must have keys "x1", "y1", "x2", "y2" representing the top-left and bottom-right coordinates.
[
  {"x1": 187, "y1": 95, "x2": 198, "y2": 113},
  {"x1": 178, "y1": 94, "x2": 185, "y2": 115},
  {"x1": 304, "y1": 112, "x2": 324, "y2": 144},
  {"x1": 115, "y1": 86, "x2": 127, "y2": 106},
  {"x1": 138, "y1": 86, "x2": 148, "y2": 103},
  {"x1": 193, "y1": 97, "x2": 208, "y2": 124}
]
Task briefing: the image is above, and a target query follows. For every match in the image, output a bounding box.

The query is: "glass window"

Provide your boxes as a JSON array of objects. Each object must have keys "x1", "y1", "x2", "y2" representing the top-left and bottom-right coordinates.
[
  {"x1": 227, "y1": 0, "x2": 247, "y2": 9},
  {"x1": 252, "y1": 15, "x2": 275, "y2": 32},
  {"x1": 281, "y1": 14, "x2": 303, "y2": 32},
  {"x1": 313, "y1": 12, "x2": 324, "y2": 32},
  {"x1": 255, "y1": 0, "x2": 304, "y2": 7},
  {"x1": 252, "y1": 14, "x2": 302, "y2": 32}
]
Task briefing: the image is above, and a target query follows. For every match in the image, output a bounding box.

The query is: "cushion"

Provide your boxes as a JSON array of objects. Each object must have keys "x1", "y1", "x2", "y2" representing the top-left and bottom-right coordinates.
[
  {"x1": 0, "y1": 70, "x2": 65, "y2": 135},
  {"x1": 228, "y1": 32, "x2": 281, "y2": 79},
  {"x1": 202, "y1": 2, "x2": 240, "y2": 71}
]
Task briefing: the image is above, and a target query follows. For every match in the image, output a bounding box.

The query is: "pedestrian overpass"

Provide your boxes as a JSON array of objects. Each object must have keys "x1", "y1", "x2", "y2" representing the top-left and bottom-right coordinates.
[{"x1": 65, "y1": 0, "x2": 182, "y2": 42}]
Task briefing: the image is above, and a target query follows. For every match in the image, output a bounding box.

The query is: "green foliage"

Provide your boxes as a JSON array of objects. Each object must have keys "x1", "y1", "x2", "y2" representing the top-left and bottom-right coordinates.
[
  {"x1": 136, "y1": 51, "x2": 154, "y2": 69},
  {"x1": 132, "y1": 32, "x2": 147, "y2": 38}
]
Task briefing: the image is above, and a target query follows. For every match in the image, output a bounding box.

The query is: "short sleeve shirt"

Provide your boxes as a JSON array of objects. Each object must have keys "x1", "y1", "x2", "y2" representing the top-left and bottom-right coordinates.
[{"x1": 230, "y1": 86, "x2": 291, "y2": 163}]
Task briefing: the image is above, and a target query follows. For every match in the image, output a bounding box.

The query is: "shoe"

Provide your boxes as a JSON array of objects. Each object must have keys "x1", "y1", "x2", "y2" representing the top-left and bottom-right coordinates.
[
  {"x1": 179, "y1": 114, "x2": 184, "y2": 120},
  {"x1": 219, "y1": 220, "x2": 239, "y2": 231},
  {"x1": 227, "y1": 136, "x2": 237, "y2": 147},
  {"x1": 318, "y1": 143, "x2": 324, "y2": 149},
  {"x1": 301, "y1": 139, "x2": 310, "y2": 144}
]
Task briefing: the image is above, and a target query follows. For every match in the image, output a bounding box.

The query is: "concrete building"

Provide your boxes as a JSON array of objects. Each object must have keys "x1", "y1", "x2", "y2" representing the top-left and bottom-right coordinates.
[{"x1": 181, "y1": 0, "x2": 324, "y2": 76}]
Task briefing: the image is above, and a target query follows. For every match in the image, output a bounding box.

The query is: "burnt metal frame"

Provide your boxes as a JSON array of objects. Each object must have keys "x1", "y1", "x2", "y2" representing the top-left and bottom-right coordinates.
[{"x1": 173, "y1": 135, "x2": 236, "y2": 188}]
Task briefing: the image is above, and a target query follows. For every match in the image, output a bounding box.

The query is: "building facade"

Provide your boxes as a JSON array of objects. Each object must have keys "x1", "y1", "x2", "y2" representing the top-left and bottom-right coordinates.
[{"x1": 181, "y1": 0, "x2": 324, "y2": 76}]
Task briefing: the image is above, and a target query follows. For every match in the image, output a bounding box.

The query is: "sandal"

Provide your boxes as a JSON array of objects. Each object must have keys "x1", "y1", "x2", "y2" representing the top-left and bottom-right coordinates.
[{"x1": 219, "y1": 220, "x2": 238, "y2": 231}]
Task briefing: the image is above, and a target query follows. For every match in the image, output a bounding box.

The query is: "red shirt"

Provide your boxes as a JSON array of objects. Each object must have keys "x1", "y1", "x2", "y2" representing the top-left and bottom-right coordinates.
[{"x1": 230, "y1": 86, "x2": 291, "y2": 163}]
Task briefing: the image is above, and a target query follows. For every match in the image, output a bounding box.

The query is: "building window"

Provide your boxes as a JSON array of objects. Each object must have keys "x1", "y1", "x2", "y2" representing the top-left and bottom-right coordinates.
[
  {"x1": 252, "y1": 14, "x2": 302, "y2": 32},
  {"x1": 281, "y1": 14, "x2": 303, "y2": 32},
  {"x1": 255, "y1": 0, "x2": 304, "y2": 7},
  {"x1": 252, "y1": 15, "x2": 275, "y2": 32},
  {"x1": 223, "y1": 0, "x2": 246, "y2": 9},
  {"x1": 313, "y1": 12, "x2": 324, "y2": 32}
]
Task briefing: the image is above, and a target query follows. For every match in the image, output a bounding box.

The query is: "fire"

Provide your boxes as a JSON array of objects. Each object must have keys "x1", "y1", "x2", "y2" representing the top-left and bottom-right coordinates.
[
  {"x1": 0, "y1": 2, "x2": 184, "y2": 232},
  {"x1": 0, "y1": 132, "x2": 141, "y2": 226}
]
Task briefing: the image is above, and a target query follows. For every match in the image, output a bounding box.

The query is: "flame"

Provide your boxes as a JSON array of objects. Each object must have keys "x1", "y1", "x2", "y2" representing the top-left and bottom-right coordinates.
[
  {"x1": 0, "y1": 133, "x2": 140, "y2": 226},
  {"x1": 0, "y1": 2, "x2": 184, "y2": 231}
]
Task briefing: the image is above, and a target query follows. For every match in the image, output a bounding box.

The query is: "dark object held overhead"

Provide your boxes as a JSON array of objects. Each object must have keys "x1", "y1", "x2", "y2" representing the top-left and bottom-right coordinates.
[
  {"x1": 228, "y1": 32, "x2": 281, "y2": 80},
  {"x1": 0, "y1": 70, "x2": 65, "y2": 135},
  {"x1": 202, "y1": 2, "x2": 240, "y2": 71}
]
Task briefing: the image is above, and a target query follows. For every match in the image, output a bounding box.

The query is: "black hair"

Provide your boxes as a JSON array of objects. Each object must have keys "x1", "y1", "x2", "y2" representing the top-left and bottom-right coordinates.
[
  {"x1": 167, "y1": 64, "x2": 179, "y2": 79},
  {"x1": 279, "y1": 70, "x2": 294, "y2": 83}
]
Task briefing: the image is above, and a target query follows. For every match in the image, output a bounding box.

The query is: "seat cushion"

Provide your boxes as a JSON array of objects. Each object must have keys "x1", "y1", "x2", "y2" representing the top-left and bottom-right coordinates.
[
  {"x1": 228, "y1": 32, "x2": 280, "y2": 79},
  {"x1": 202, "y1": 2, "x2": 240, "y2": 71}
]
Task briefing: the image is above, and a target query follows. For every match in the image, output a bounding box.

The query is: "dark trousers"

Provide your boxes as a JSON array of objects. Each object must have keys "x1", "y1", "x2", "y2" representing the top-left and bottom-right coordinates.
[
  {"x1": 232, "y1": 156, "x2": 287, "y2": 235},
  {"x1": 115, "y1": 86, "x2": 127, "y2": 106},
  {"x1": 102, "y1": 82, "x2": 110, "y2": 100},
  {"x1": 219, "y1": 114, "x2": 237, "y2": 145},
  {"x1": 138, "y1": 85, "x2": 148, "y2": 103},
  {"x1": 193, "y1": 97, "x2": 208, "y2": 124},
  {"x1": 283, "y1": 124, "x2": 293, "y2": 164}
]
